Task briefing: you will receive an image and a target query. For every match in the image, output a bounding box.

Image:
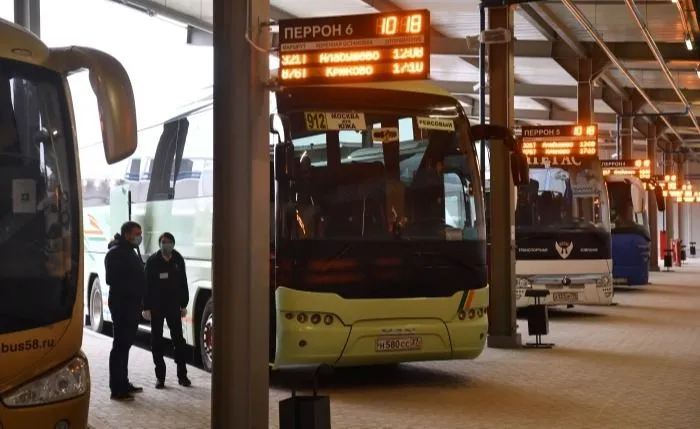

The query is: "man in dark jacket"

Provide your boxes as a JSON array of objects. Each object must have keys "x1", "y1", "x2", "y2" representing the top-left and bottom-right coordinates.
[
  {"x1": 105, "y1": 221, "x2": 146, "y2": 401},
  {"x1": 142, "y1": 232, "x2": 191, "y2": 389}
]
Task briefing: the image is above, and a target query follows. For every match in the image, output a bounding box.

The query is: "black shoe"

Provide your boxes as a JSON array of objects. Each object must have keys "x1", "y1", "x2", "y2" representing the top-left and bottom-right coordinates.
[
  {"x1": 110, "y1": 392, "x2": 134, "y2": 402},
  {"x1": 127, "y1": 383, "x2": 143, "y2": 394},
  {"x1": 155, "y1": 379, "x2": 165, "y2": 389},
  {"x1": 178, "y1": 376, "x2": 191, "y2": 387}
]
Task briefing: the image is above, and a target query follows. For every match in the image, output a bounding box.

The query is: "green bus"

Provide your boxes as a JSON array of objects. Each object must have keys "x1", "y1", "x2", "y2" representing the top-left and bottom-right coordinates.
[{"x1": 82, "y1": 80, "x2": 497, "y2": 372}]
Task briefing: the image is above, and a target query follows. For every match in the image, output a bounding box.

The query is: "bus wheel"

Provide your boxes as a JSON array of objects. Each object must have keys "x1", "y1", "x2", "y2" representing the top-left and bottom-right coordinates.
[
  {"x1": 89, "y1": 278, "x2": 104, "y2": 333},
  {"x1": 199, "y1": 297, "x2": 214, "y2": 373}
]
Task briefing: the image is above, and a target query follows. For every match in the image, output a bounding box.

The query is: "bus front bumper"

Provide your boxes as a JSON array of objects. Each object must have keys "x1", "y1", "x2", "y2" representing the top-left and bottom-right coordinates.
[
  {"x1": 0, "y1": 392, "x2": 89, "y2": 429},
  {"x1": 272, "y1": 286, "x2": 489, "y2": 367},
  {"x1": 516, "y1": 277, "x2": 614, "y2": 307}
]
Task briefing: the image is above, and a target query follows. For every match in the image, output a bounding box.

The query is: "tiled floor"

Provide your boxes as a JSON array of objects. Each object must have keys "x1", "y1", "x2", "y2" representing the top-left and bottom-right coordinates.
[{"x1": 86, "y1": 260, "x2": 700, "y2": 429}]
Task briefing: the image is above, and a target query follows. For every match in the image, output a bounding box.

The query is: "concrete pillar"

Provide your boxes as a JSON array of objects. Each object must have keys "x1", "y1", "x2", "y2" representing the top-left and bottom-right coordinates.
[
  {"x1": 486, "y1": 5, "x2": 520, "y2": 349},
  {"x1": 212, "y1": 0, "x2": 270, "y2": 427},
  {"x1": 677, "y1": 157, "x2": 686, "y2": 245},
  {"x1": 620, "y1": 100, "x2": 633, "y2": 159},
  {"x1": 646, "y1": 125, "x2": 659, "y2": 271},
  {"x1": 665, "y1": 150, "x2": 675, "y2": 250},
  {"x1": 13, "y1": 0, "x2": 40, "y2": 36},
  {"x1": 577, "y1": 58, "x2": 593, "y2": 123}
]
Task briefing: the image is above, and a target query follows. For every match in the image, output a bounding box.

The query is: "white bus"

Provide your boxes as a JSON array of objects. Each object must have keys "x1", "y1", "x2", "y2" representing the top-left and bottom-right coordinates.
[{"x1": 481, "y1": 138, "x2": 615, "y2": 308}]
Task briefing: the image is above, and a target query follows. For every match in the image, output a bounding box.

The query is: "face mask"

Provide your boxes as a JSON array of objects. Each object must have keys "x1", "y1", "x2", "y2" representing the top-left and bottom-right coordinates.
[
  {"x1": 131, "y1": 235, "x2": 142, "y2": 247},
  {"x1": 161, "y1": 243, "x2": 174, "y2": 254}
]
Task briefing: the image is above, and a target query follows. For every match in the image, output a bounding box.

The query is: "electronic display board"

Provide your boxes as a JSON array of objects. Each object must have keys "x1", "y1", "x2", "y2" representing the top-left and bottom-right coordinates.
[
  {"x1": 277, "y1": 10, "x2": 430, "y2": 85},
  {"x1": 601, "y1": 159, "x2": 651, "y2": 179},
  {"x1": 519, "y1": 124, "x2": 598, "y2": 157}
]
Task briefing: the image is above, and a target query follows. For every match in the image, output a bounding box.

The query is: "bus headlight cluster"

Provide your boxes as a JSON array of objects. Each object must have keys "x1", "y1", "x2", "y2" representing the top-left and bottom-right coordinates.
[
  {"x1": 596, "y1": 274, "x2": 614, "y2": 297},
  {"x1": 284, "y1": 311, "x2": 337, "y2": 326},
  {"x1": 457, "y1": 307, "x2": 487, "y2": 321},
  {"x1": 2, "y1": 356, "x2": 89, "y2": 408},
  {"x1": 516, "y1": 277, "x2": 533, "y2": 289},
  {"x1": 596, "y1": 274, "x2": 612, "y2": 288}
]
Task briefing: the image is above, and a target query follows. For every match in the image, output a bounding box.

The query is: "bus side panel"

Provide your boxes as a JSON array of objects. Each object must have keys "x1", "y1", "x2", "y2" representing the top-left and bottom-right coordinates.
[{"x1": 612, "y1": 233, "x2": 650, "y2": 286}]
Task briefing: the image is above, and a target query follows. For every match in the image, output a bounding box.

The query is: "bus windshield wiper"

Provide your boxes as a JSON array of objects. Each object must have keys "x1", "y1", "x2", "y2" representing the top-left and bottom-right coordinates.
[
  {"x1": 414, "y1": 251, "x2": 472, "y2": 271},
  {"x1": 319, "y1": 243, "x2": 352, "y2": 272}
]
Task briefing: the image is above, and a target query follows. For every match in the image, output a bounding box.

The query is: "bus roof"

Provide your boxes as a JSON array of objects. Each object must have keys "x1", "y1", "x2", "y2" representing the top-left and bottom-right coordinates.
[
  {"x1": 0, "y1": 18, "x2": 51, "y2": 67},
  {"x1": 309, "y1": 80, "x2": 453, "y2": 98},
  {"x1": 606, "y1": 174, "x2": 645, "y2": 187}
]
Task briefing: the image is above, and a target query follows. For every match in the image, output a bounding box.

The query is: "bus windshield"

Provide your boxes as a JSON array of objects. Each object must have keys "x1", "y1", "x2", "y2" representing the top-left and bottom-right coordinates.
[
  {"x1": 0, "y1": 60, "x2": 78, "y2": 335},
  {"x1": 516, "y1": 160, "x2": 611, "y2": 233},
  {"x1": 607, "y1": 178, "x2": 648, "y2": 231},
  {"x1": 276, "y1": 89, "x2": 484, "y2": 243}
]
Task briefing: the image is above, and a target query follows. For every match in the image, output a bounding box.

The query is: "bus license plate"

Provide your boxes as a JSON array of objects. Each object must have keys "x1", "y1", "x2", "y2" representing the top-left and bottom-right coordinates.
[
  {"x1": 552, "y1": 291, "x2": 579, "y2": 303},
  {"x1": 375, "y1": 336, "x2": 422, "y2": 352}
]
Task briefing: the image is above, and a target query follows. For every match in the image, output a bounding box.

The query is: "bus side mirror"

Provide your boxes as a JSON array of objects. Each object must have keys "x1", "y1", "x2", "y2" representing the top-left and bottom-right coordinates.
[
  {"x1": 49, "y1": 46, "x2": 137, "y2": 164},
  {"x1": 507, "y1": 149, "x2": 529, "y2": 186},
  {"x1": 470, "y1": 124, "x2": 516, "y2": 150},
  {"x1": 517, "y1": 153, "x2": 529, "y2": 186},
  {"x1": 654, "y1": 185, "x2": 666, "y2": 212},
  {"x1": 269, "y1": 113, "x2": 287, "y2": 143},
  {"x1": 471, "y1": 124, "x2": 526, "y2": 184},
  {"x1": 274, "y1": 142, "x2": 295, "y2": 180}
]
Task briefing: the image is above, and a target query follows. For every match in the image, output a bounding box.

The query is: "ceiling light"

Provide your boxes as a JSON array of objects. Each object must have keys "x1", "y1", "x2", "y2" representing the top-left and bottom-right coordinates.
[
  {"x1": 672, "y1": 0, "x2": 678, "y2": 3},
  {"x1": 686, "y1": 37, "x2": 694, "y2": 50}
]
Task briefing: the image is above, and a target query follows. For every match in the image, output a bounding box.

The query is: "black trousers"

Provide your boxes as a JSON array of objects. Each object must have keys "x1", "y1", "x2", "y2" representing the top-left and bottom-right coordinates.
[
  {"x1": 108, "y1": 301, "x2": 140, "y2": 394},
  {"x1": 150, "y1": 308, "x2": 188, "y2": 381}
]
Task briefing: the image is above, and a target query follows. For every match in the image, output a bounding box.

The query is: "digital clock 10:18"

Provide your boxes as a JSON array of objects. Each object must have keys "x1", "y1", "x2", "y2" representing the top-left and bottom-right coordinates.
[{"x1": 376, "y1": 14, "x2": 423, "y2": 36}]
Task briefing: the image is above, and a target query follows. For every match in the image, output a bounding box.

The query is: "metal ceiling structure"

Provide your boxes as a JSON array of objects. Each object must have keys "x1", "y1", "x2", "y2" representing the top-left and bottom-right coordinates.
[{"x1": 112, "y1": 0, "x2": 700, "y2": 154}]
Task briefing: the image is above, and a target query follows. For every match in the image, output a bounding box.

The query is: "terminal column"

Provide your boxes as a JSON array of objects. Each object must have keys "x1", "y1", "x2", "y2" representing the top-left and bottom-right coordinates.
[
  {"x1": 13, "y1": 0, "x2": 40, "y2": 35},
  {"x1": 212, "y1": 0, "x2": 270, "y2": 428},
  {"x1": 486, "y1": 5, "x2": 520, "y2": 348},
  {"x1": 664, "y1": 147, "x2": 675, "y2": 253},
  {"x1": 677, "y1": 156, "x2": 686, "y2": 246},
  {"x1": 577, "y1": 58, "x2": 593, "y2": 123},
  {"x1": 620, "y1": 100, "x2": 633, "y2": 159},
  {"x1": 647, "y1": 125, "x2": 659, "y2": 271}
]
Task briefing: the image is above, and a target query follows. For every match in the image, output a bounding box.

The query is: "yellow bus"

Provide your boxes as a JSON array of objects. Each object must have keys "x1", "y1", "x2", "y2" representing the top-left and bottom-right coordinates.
[{"x1": 0, "y1": 17, "x2": 136, "y2": 428}]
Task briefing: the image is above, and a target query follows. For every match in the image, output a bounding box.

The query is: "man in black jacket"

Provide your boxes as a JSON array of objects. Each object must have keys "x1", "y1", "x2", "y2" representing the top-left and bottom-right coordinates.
[
  {"x1": 142, "y1": 232, "x2": 191, "y2": 389},
  {"x1": 105, "y1": 221, "x2": 145, "y2": 401}
]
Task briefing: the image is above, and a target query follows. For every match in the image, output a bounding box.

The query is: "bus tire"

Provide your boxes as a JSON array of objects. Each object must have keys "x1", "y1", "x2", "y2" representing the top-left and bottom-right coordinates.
[
  {"x1": 89, "y1": 277, "x2": 104, "y2": 333},
  {"x1": 199, "y1": 297, "x2": 214, "y2": 373}
]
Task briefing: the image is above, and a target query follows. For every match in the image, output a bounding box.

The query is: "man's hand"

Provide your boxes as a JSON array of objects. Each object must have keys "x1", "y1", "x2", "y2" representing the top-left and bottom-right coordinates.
[
  {"x1": 142, "y1": 310, "x2": 151, "y2": 321},
  {"x1": 180, "y1": 307, "x2": 188, "y2": 318}
]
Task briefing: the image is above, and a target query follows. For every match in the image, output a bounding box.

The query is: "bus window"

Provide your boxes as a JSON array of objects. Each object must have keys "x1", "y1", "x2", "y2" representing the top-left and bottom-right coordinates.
[{"x1": 399, "y1": 117, "x2": 414, "y2": 142}]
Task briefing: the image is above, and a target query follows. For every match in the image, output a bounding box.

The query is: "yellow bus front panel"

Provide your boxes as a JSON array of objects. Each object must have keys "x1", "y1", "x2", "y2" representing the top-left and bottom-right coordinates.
[
  {"x1": 0, "y1": 392, "x2": 89, "y2": 429},
  {"x1": 273, "y1": 285, "x2": 489, "y2": 367}
]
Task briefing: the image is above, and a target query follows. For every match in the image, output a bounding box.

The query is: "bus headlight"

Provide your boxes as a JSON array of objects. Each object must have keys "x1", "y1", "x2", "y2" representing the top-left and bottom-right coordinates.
[
  {"x1": 596, "y1": 274, "x2": 612, "y2": 288},
  {"x1": 2, "y1": 356, "x2": 89, "y2": 408},
  {"x1": 516, "y1": 277, "x2": 532, "y2": 289}
]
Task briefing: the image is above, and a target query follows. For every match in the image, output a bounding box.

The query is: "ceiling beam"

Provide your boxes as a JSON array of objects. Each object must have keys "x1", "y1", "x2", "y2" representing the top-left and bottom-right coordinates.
[
  {"x1": 520, "y1": 3, "x2": 644, "y2": 139},
  {"x1": 596, "y1": 42, "x2": 700, "y2": 63},
  {"x1": 435, "y1": 80, "x2": 700, "y2": 104},
  {"x1": 528, "y1": 2, "x2": 588, "y2": 58},
  {"x1": 432, "y1": 38, "x2": 552, "y2": 58},
  {"x1": 436, "y1": 80, "x2": 601, "y2": 99},
  {"x1": 458, "y1": 96, "x2": 618, "y2": 123},
  {"x1": 112, "y1": 0, "x2": 292, "y2": 30},
  {"x1": 517, "y1": 5, "x2": 557, "y2": 41}
]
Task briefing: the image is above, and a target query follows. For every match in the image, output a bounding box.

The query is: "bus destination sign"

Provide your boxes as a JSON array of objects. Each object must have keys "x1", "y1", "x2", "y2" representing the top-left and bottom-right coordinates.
[
  {"x1": 601, "y1": 159, "x2": 651, "y2": 179},
  {"x1": 277, "y1": 10, "x2": 431, "y2": 85},
  {"x1": 520, "y1": 124, "x2": 598, "y2": 157}
]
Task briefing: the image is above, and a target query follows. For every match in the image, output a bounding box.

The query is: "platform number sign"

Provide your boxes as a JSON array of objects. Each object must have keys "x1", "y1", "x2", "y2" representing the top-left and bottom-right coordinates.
[{"x1": 277, "y1": 10, "x2": 431, "y2": 86}]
